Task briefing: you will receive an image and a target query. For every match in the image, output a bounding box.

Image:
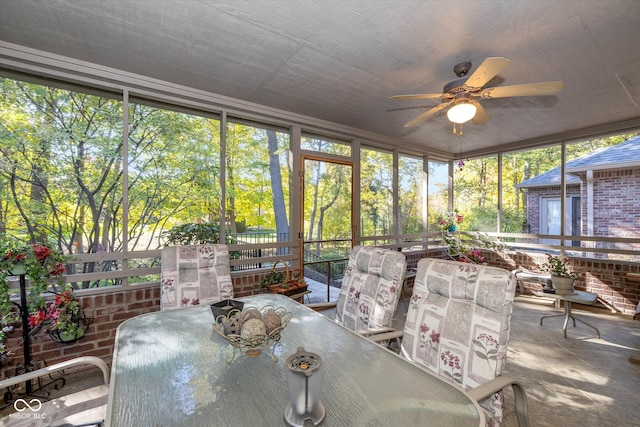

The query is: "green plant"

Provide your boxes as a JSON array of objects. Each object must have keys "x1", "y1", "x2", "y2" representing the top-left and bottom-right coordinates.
[
  {"x1": 438, "y1": 210, "x2": 463, "y2": 232},
  {"x1": 1, "y1": 237, "x2": 68, "y2": 349},
  {"x1": 162, "y1": 223, "x2": 221, "y2": 246},
  {"x1": 40, "y1": 287, "x2": 86, "y2": 340},
  {"x1": 1, "y1": 238, "x2": 67, "y2": 315},
  {"x1": 260, "y1": 270, "x2": 286, "y2": 287},
  {"x1": 541, "y1": 254, "x2": 576, "y2": 278}
]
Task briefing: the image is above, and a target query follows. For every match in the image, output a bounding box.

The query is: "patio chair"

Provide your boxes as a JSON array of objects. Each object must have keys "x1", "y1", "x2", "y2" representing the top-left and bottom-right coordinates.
[
  {"x1": 370, "y1": 258, "x2": 529, "y2": 427},
  {"x1": 0, "y1": 356, "x2": 109, "y2": 427},
  {"x1": 160, "y1": 244, "x2": 234, "y2": 311},
  {"x1": 308, "y1": 245, "x2": 407, "y2": 335}
]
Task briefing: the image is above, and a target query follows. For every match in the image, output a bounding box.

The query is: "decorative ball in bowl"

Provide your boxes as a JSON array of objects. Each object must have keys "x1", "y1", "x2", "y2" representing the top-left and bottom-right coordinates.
[{"x1": 212, "y1": 305, "x2": 292, "y2": 362}]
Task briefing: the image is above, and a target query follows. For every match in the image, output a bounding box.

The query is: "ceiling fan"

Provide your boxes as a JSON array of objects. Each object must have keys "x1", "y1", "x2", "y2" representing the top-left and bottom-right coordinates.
[{"x1": 389, "y1": 57, "x2": 564, "y2": 128}]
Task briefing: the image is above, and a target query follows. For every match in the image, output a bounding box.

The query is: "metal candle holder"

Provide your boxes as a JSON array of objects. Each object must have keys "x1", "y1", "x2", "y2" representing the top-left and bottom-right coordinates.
[{"x1": 284, "y1": 347, "x2": 325, "y2": 426}]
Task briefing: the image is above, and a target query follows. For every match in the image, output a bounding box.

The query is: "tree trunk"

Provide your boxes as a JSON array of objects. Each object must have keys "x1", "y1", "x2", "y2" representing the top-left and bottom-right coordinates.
[{"x1": 267, "y1": 131, "x2": 289, "y2": 255}]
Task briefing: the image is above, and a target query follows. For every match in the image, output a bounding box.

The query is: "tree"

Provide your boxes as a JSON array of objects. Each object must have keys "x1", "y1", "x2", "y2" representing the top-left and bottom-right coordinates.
[{"x1": 0, "y1": 78, "x2": 227, "y2": 287}]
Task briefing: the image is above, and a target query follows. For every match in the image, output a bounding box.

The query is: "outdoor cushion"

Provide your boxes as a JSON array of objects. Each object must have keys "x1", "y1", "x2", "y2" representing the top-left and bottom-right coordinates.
[
  {"x1": 401, "y1": 258, "x2": 516, "y2": 425},
  {"x1": 334, "y1": 245, "x2": 407, "y2": 331},
  {"x1": 160, "y1": 244, "x2": 233, "y2": 311}
]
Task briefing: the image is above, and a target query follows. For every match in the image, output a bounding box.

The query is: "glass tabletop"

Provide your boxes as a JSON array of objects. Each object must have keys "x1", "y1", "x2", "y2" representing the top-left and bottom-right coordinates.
[{"x1": 106, "y1": 294, "x2": 483, "y2": 426}]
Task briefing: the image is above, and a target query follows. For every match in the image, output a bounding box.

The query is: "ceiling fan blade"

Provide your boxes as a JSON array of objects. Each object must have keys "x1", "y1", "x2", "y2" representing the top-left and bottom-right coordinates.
[
  {"x1": 404, "y1": 102, "x2": 452, "y2": 127},
  {"x1": 464, "y1": 57, "x2": 511, "y2": 89},
  {"x1": 389, "y1": 93, "x2": 444, "y2": 100},
  {"x1": 471, "y1": 101, "x2": 491, "y2": 125},
  {"x1": 481, "y1": 81, "x2": 565, "y2": 98}
]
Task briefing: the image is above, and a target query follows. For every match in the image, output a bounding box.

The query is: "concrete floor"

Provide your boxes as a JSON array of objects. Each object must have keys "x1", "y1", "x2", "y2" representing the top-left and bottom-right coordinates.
[
  {"x1": 1, "y1": 293, "x2": 638, "y2": 426},
  {"x1": 497, "y1": 296, "x2": 640, "y2": 427},
  {"x1": 393, "y1": 294, "x2": 640, "y2": 426}
]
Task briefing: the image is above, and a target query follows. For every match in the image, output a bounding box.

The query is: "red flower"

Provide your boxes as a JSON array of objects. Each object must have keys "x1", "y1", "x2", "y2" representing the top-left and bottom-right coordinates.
[
  {"x1": 29, "y1": 310, "x2": 45, "y2": 327},
  {"x1": 49, "y1": 263, "x2": 66, "y2": 276},
  {"x1": 14, "y1": 253, "x2": 26, "y2": 261},
  {"x1": 32, "y1": 244, "x2": 51, "y2": 260}
]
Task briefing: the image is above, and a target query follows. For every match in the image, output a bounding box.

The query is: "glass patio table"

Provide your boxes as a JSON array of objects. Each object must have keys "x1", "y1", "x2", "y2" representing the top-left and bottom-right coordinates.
[{"x1": 106, "y1": 294, "x2": 484, "y2": 426}]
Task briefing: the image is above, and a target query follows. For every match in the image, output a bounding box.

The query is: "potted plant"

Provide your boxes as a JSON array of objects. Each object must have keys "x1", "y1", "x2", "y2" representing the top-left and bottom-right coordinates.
[
  {"x1": 260, "y1": 269, "x2": 287, "y2": 293},
  {"x1": 40, "y1": 287, "x2": 89, "y2": 343},
  {"x1": 541, "y1": 254, "x2": 577, "y2": 295},
  {"x1": 260, "y1": 261, "x2": 307, "y2": 297},
  {"x1": 1, "y1": 238, "x2": 74, "y2": 348},
  {"x1": 1, "y1": 239, "x2": 67, "y2": 324},
  {"x1": 439, "y1": 210, "x2": 463, "y2": 233}
]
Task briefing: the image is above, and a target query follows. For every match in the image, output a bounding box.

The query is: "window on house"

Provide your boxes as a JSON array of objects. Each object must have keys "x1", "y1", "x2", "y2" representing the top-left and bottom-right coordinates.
[
  {"x1": 127, "y1": 99, "x2": 222, "y2": 281},
  {"x1": 0, "y1": 76, "x2": 126, "y2": 288}
]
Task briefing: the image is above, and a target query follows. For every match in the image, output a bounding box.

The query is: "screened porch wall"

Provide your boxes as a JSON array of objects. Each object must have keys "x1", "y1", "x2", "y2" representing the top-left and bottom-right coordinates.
[{"x1": 2, "y1": 250, "x2": 637, "y2": 380}]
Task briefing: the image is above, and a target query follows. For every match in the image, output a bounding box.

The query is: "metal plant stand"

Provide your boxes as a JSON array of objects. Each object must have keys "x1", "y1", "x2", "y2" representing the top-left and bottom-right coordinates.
[{"x1": 1, "y1": 273, "x2": 65, "y2": 408}]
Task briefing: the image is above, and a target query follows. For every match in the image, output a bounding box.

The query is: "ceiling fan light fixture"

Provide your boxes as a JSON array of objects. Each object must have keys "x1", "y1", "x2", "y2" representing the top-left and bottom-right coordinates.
[{"x1": 447, "y1": 101, "x2": 477, "y2": 124}]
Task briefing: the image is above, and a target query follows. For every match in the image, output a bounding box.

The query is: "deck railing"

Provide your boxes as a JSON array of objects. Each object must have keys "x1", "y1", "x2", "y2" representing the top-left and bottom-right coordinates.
[{"x1": 54, "y1": 232, "x2": 639, "y2": 292}]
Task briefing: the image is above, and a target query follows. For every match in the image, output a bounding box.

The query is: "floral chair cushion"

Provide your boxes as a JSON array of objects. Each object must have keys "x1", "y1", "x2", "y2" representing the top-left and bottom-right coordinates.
[
  {"x1": 160, "y1": 244, "x2": 234, "y2": 311},
  {"x1": 400, "y1": 258, "x2": 515, "y2": 426},
  {"x1": 335, "y1": 246, "x2": 407, "y2": 331}
]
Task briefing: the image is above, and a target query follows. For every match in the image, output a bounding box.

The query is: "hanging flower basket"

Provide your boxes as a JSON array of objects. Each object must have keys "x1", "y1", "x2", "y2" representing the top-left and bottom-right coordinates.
[
  {"x1": 33, "y1": 289, "x2": 93, "y2": 344},
  {"x1": 47, "y1": 315, "x2": 92, "y2": 344}
]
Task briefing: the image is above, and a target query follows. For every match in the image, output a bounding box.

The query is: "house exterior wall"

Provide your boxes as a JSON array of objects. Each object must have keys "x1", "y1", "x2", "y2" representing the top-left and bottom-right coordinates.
[
  {"x1": 523, "y1": 167, "x2": 640, "y2": 256},
  {"x1": 483, "y1": 250, "x2": 640, "y2": 316},
  {"x1": 576, "y1": 168, "x2": 640, "y2": 255},
  {"x1": 523, "y1": 185, "x2": 581, "y2": 234}
]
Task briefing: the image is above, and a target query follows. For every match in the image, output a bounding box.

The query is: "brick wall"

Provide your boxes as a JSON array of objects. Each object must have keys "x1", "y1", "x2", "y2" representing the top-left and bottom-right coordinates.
[
  {"x1": 525, "y1": 184, "x2": 581, "y2": 234},
  {"x1": 482, "y1": 250, "x2": 640, "y2": 315},
  {"x1": 587, "y1": 168, "x2": 640, "y2": 253},
  {"x1": 1, "y1": 270, "x2": 276, "y2": 379},
  {"x1": 0, "y1": 287, "x2": 161, "y2": 380}
]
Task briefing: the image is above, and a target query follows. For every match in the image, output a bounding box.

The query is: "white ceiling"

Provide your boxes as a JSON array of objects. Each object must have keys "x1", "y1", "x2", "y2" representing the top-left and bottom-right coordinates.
[{"x1": 1, "y1": 0, "x2": 640, "y2": 157}]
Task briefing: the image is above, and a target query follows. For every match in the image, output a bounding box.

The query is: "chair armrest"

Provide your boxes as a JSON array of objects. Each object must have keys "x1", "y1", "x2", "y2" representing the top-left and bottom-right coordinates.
[
  {"x1": 467, "y1": 375, "x2": 530, "y2": 427},
  {"x1": 366, "y1": 329, "x2": 404, "y2": 343},
  {"x1": 306, "y1": 301, "x2": 337, "y2": 311},
  {"x1": 288, "y1": 290, "x2": 312, "y2": 301},
  {"x1": 0, "y1": 356, "x2": 109, "y2": 389},
  {"x1": 356, "y1": 326, "x2": 396, "y2": 336}
]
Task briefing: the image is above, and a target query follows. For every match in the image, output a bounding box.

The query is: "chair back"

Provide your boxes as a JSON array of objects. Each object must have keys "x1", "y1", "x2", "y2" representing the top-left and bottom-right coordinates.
[
  {"x1": 160, "y1": 244, "x2": 233, "y2": 311},
  {"x1": 335, "y1": 246, "x2": 407, "y2": 331},
  {"x1": 401, "y1": 258, "x2": 515, "y2": 423}
]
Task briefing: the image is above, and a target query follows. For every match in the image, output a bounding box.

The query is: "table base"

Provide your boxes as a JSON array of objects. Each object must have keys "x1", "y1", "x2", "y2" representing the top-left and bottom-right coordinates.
[{"x1": 540, "y1": 301, "x2": 601, "y2": 339}]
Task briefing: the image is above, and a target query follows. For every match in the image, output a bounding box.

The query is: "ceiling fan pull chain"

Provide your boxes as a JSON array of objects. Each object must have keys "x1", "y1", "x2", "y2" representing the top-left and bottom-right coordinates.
[
  {"x1": 459, "y1": 123, "x2": 463, "y2": 136},
  {"x1": 452, "y1": 123, "x2": 456, "y2": 134}
]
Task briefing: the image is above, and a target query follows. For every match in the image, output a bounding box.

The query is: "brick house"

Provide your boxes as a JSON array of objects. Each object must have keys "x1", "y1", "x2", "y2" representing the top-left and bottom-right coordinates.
[{"x1": 516, "y1": 135, "x2": 640, "y2": 256}]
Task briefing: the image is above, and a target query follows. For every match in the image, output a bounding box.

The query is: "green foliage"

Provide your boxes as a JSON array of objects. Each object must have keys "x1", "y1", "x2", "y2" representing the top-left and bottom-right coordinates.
[
  {"x1": 453, "y1": 133, "x2": 637, "y2": 235},
  {"x1": 260, "y1": 271, "x2": 286, "y2": 287},
  {"x1": 0, "y1": 237, "x2": 68, "y2": 347},
  {"x1": 541, "y1": 254, "x2": 576, "y2": 278},
  {"x1": 162, "y1": 223, "x2": 221, "y2": 246},
  {"x1": 360, "y1": 148, "x2": 394, "y2": 236}
]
